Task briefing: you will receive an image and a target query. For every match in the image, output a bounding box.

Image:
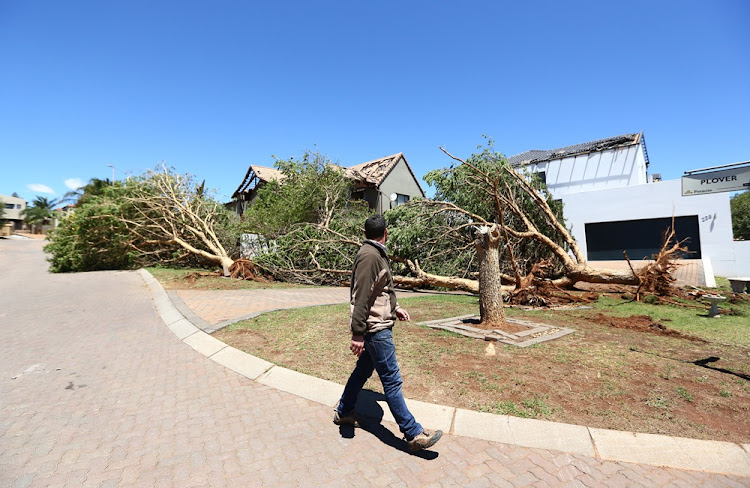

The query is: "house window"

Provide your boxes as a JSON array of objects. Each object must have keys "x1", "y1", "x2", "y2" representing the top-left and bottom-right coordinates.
[
  {"x1": 4, "y1": 204, "x2": 13, "y2": 210},
  {"x1": 395, "y1": 194, "x2": 410, "y2": 205},
  {"x1": 16, "y1": 204, "x2": 22, "y2": 209},
  {"x1": 536, "y1": 171, "x2": 547, "y2": 185}
]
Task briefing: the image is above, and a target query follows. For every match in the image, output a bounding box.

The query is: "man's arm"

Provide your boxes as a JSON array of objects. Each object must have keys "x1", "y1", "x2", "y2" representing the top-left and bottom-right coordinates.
[{"x1": 350, "y1": 252, "x2": 379, "y2": 337}]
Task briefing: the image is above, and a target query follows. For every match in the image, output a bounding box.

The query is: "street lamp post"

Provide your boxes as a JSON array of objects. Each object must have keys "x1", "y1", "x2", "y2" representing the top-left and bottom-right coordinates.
[{"x1": 107, "y1": 165, "x2": 116, "y2": 182}]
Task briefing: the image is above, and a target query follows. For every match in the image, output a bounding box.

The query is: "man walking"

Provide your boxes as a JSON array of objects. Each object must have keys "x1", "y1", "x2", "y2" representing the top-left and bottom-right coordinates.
[{"x1": 334, "y1": 215, "x2": 442, "y2": 452}]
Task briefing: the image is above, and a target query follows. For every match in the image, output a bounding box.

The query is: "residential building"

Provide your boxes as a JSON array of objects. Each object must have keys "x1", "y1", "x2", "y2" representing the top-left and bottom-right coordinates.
[
  {"x1": 0, "y1": 194, "x2": 27, "y2": 230},
  {"x1": 345, "y1": 153, "x2": 425, "y2": 214},
  {"x1": 508, "y1": 133, "x2": 747, "y2": 278},
  {"x1": 231, "y1": 153, "x2": 425, "y2": 216}
]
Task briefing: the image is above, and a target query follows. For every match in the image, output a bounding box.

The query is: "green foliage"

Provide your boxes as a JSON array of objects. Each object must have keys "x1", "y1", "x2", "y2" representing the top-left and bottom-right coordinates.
[
  {"x1": 62, "y1": 178, "x2": 113, "y2": 207},
  {"x1": 243, "y1": 150, "x2": 373, "y2": 284},
  {"x1": 45, "y1": 183, "x2": 136, "y2": 272},
  {"x1": 22, "y1": 196, "x2": 58, "y2": 229},
  {"x1": 0, "y1": 198, "x2": 5, "y2": 222},
  {"x1": 45, "y1": 168, "x2": 242, "y2": 272},
  {"x1": 256, "y1": 200, "x2": 371, "y2": 284},
  {"x1": 389, "y1": 139, "x2": 567, "y2": 278},
  {"x1": 243, "y1": 151, "x2": 354, "y2": 237},
  {"x1": 730, "y1": 191, "x2": 750, "y2": 240}
]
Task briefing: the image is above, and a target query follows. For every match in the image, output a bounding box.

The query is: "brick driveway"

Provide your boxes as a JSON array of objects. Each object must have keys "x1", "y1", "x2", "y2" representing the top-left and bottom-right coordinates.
[{"x1": 1, "y1": 240, "x2": 746, "y2": 487}]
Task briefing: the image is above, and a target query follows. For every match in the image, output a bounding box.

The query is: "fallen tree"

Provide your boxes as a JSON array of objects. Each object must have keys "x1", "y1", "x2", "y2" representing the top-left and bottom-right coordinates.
[{"x1": 121, "y1": 166, "x2": 240, "y2": 275}]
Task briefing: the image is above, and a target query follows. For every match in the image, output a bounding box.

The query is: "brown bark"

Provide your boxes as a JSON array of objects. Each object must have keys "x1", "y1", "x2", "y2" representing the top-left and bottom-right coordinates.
[{"x1": 476, "y1": 224, "x2": 506, "y2": 328}]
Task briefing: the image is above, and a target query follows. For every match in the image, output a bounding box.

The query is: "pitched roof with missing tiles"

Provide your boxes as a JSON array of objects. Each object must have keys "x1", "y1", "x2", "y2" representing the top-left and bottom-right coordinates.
[
  {"x1": 232, "y1": 165, "x2": 286, "y2": 198},
  {"x1": 344, "y1": 153, "x2": 426, "y2": 197},
  {"x1": 234, "y1": 153, "x2": 426, "y2": 199},
  {"x1": 507, "y1": 133, "x2": 642, "y2": 167}
]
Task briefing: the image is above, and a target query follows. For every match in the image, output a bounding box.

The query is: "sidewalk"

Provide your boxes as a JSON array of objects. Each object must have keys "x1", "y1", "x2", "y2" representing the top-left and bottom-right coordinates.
[{"x1": 140, "y1": 269, "x2": 750, "y2": 484}]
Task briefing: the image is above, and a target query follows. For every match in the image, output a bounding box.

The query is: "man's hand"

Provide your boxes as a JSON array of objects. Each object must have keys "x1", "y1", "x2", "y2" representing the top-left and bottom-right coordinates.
[
  {"x1": 350, "y1": 335, "x2": 364, "y2": 357},
  {"x1": 395, "y1": 308, "x2": 410, "y2": 321}
]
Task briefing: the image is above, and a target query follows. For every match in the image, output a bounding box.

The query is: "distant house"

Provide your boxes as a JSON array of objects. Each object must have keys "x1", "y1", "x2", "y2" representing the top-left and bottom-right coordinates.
[
  {"x1": 0, "y1": 194, "x2": 27, "y2": 231},
  {"x1": 508, "y1": 132, "x2": 746, "y2": 279},
  {"x1": 345, "y1": 153, "x2": 425, "y2": 214},
  {"x1": 230, "y1": 165, "x2": 287, "y2": 216},
  {"x1": 231, "y1": 153, "x2": 425, "y2": 216},
  {"x1": 508, "y1": 133, "x2": 650, "y2": 196}
]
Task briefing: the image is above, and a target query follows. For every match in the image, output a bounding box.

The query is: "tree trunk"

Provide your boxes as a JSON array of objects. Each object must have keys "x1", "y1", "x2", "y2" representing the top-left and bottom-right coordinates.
[
  {"x1": 553, "y1": 264, "x2": 640, "y2": 288},
  {"x1": 476, "y1": 225, "x2": 506, "y2": 328}
]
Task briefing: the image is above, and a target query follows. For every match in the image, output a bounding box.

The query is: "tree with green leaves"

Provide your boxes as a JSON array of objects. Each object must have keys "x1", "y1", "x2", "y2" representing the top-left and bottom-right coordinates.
[
  {"x1": 62, "y1": 178, "x2": 113, "y2": 207},
  {"x1": 731, "y1": 190, "x2": 750, "y2": 240},
  {"x1": 46, "y1": 167, "x2": 243, "y2": 273},
  {"x1": 242, "y1": 151, "x2": 371, "y2": 283},
  {"x1": 243, "y1": 151, "x2": 355, "y2": 237},
  {"x1": 22, "y1": 196, "x2": 58, "y2": 233},
  {"x1": 0, "y1": 198, "x2": 6, "y2": 222}
]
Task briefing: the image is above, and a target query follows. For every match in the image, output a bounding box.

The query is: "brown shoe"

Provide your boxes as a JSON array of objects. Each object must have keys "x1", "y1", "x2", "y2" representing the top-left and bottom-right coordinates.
[
  {"x1": 406, "y1": 429, "x2": 443, "y2": 452},
  {"x1": 333, "y1": 409, "x2": 359, "y2": 427}
]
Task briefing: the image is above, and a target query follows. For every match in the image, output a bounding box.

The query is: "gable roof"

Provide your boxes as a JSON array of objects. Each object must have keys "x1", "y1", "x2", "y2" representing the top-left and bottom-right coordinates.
[
  {"x1": 232, "y1": 165, "x2": 286, "y2": 198},
  {"x1": 508, "y1": 133, "x2": 643, "y2": 167},
  {"x1": 345, "y1": 153, "x2": 426, "y2": 197}
]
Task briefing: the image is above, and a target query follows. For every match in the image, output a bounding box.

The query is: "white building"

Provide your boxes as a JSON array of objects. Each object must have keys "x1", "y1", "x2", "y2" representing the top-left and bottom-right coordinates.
[
  {"x1": 0, "y1": 194, "x2": 27, "y2": 230},
  {"x1": 508, "y1": 133, "x2": 748, "y2": 279}
]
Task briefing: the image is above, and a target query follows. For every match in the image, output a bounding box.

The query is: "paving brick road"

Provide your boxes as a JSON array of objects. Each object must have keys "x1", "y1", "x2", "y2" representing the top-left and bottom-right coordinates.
[{"x1": 1, "y1": 240, "x2": 747, "y2": 487}]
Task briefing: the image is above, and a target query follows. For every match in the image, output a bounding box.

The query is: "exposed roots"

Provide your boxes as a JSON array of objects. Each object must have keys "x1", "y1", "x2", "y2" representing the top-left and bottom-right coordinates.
[
  {"x1": 228, "y1": 258, "x2": 264, "y2": 281},
  {"x1": 626, "y1": 218, "x2": 690, "y2": 301}
]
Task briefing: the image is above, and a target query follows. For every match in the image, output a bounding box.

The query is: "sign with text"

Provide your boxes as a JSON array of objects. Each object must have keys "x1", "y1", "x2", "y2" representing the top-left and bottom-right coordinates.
[{"x1": 682, "y1": 166, "x2": 750, "y2": 196}]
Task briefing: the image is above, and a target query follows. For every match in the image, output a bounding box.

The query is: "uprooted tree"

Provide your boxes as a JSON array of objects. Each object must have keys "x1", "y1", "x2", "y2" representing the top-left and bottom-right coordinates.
[
  {"x1": 46, "y1": 167, "x2": 244, "y2": 273},
  {"x1": 254, "y1": 142, "x2": 688, "y2": 328},
  {"x1": 386, "y1": 143, "x2": 688, "y2": 325},
  {"x1": 122, "y1": 166, "x2": 240, "y2": 275}
]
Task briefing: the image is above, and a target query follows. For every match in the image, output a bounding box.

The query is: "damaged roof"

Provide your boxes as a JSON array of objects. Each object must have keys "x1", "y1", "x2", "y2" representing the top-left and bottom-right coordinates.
[
  {"x1": 345, "y1": 153, "x2": 426, "y2": 197},
  {"x1": 232, "y1": 165, "x2": 286, "y2": 198},
  {"x1": 508, "y1": 133, "x2": 644, "y2": 167},
  {"x1": 234, "y1": 152, "x2": 426, "y2": 199}
]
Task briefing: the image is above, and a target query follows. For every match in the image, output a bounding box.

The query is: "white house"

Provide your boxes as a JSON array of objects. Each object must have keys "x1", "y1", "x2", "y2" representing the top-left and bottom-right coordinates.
[
  {"x1": 0, "y1": 194, "x2": 27, "y2": 230},
  {"x1": 508, "y1": 133, "x2": 748, "y2": 279}
]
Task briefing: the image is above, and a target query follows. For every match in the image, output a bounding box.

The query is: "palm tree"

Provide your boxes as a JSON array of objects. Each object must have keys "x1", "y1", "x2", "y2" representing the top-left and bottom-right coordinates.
[
  {"x1": 61, "y1": 178, "x2": 112, "y2": 207},
  {"x1": 22, "y1": 196, "x2": 58, "y2": 233}
]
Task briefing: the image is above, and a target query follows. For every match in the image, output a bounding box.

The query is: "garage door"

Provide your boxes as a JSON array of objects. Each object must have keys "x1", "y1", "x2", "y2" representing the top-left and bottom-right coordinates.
[{"x1": 585, "y1": 215, "x2": 701, "y2": 261}]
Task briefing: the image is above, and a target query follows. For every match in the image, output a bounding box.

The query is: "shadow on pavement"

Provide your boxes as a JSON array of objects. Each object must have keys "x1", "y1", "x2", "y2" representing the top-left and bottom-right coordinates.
[{"x1": 337, "y1": 389, "x2": 439, "y2": 459}]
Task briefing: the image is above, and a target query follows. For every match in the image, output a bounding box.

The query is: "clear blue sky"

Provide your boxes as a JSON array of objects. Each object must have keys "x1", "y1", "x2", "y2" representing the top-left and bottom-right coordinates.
[{"x1": 1, "y1": 1, "x2": 748, "y2": 204}]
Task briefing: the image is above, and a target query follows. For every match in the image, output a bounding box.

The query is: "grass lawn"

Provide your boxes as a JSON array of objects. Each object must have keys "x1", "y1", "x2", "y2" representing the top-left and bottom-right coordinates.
[
  {"x1": 214, "y1": 286, "x2": 750, "y2": 444},
  {"x1": 146, "y1": 266, "x2": 313, "y2": 291}
]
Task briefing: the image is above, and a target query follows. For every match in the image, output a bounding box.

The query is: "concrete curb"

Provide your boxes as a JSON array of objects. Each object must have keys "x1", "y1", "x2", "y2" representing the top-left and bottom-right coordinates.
[{"x1": 137, "y1": 269, "x2": 750, "y2": 477}]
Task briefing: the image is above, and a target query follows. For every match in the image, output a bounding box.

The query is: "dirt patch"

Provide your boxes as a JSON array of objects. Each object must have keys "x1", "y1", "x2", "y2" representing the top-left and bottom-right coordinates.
[
  {"x1": 214, "y1": 294, "x2": 750, "y2": 444},
  {"x1": 590, "y1": 313, "x2": 707, "y2": 342}
]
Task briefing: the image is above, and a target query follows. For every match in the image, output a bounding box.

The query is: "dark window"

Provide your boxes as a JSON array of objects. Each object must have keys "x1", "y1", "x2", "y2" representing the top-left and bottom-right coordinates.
[
  {"x1": 585, "y1": 216, "x2": 701, "y2": 260},
  {"x1": 16, "y1": 204, "x2": 22, "y2": 209},
  {"x1": 536, "y1": 171, "x2": 546, "y2": 185},
  {"x1": 4, "y1": 204, "x2": 13, "y2": 209},
  {"x1": 396, "y1": 194, "x2": 410, "y2": 205}
]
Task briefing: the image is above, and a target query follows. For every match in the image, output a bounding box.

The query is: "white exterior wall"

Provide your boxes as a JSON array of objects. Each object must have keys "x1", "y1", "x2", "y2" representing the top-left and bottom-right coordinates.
[
  {"x1": 1, "y1": 194, "x2": 26, "y2": 221},
  {"x1": 560, "y1": 179, "x2": 744, "y2": 277},
  {"x1": 526, "y1": 143, "x2": 648, "y2": 198}
]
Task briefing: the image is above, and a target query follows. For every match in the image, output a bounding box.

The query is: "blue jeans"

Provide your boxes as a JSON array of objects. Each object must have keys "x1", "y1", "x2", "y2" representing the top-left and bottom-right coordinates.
[{"x1": 337, "y1": 328, "x2": 423, "y2": 439}]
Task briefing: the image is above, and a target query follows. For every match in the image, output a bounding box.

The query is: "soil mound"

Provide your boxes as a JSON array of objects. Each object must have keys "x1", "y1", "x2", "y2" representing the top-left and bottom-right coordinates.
[{"x1": 591, "y1": 313, "x2": 706, "y2": 342}]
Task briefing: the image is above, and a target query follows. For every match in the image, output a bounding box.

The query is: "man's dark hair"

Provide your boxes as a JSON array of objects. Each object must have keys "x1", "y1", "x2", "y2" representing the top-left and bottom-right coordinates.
[{"x1": 364, "y1": 215, "x2": 387, "y2": 239}]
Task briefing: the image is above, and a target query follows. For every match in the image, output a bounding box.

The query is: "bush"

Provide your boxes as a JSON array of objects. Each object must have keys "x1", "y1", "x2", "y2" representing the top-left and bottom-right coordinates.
[
  {"x1": 45, "y1": 187, "x2": 136, "y2": 272},
  {"x1": 731, "y1": 191, "x2": 750, "y2": 240}
]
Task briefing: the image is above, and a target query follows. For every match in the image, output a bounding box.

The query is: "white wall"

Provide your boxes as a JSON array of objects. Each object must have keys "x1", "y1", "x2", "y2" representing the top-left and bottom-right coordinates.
[
  {"x1": 730, "y1": 241, "x2": 750, "y2": 277},
  {"x1": 526, "y1": 143, "x2": 648, "y2": 197},
  {"x1": 561, "y1": 179, "x2": 739, "y2": 277},
  {"x1": 0, "y1": 194, "x2": 26, "y2": 221}
]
